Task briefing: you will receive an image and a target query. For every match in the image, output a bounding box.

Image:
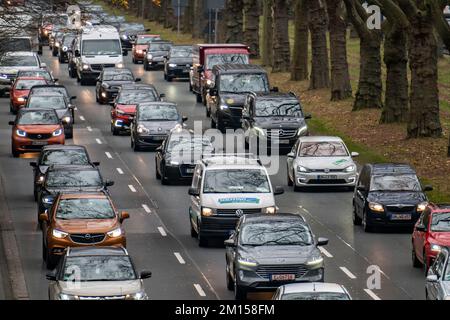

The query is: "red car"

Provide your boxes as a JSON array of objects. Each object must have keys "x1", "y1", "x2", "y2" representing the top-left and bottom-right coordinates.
[
  {"x1": 412, "y1": 203, "x2": 450, "y2": 271},
  {"x1": 10, "y1": 77, "x2": 48, "y2": 114},
  {"x1": 131, "y1": 34, "x2": 161, "y2": 64}
]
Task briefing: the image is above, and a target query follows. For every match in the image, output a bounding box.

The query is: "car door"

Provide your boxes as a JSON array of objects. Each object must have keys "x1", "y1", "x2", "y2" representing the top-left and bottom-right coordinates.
[
  {"x1": 427, "y1": 252, "x2": 445, "y2": 299},
  {"x1": 287, "y1": 139, "x2": 299, "y2": 181},
  {"x1": 156, "y1": 138, "x2": 167, "y2": 176},
  {"x1": 95, "y1": 72, "x2": 103, "y2": 97},
  {"x1": 190, "y1": 165, "x2": 203, "y2": 229},
  {"x1": 241, "y1": 95, "x2": 252, "y2": 134},
  {"x1": 414, "y1": 209, "x2": 430, "y2": 262},
  {"x1": 354, "y1": 165, "x2": 369, "y2": 217},
  {"x1": 227, "y1": 222, "x2": 240, "y2": 280}
]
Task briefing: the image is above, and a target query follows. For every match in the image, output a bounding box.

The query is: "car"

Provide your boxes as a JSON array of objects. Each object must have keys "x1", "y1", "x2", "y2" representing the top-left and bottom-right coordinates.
[
  {"x1": 57, "y1": 33, "x2": 77, "y2": 63},
  {"x1": 48, "y1": 25, "x2": 65, "y2": 50},
  {"x1": 163, "y1": 45, "x2": 193, "y2": 81},
  {"x1": 24, "y1": 93, "x2": 75, "y2": 138},
  {"x1": 30, "y1": 145, "x2": 99, "y2": 201},
  {"x1": 353, "y1": 163, "x2": 432, "y2": 232},
  {"x1": 95, "y1": 67, "x2": 141, "y2": 104},
  {"x1": 224, "y1": 213, "x2": 328, "y2": 299},
  {"x1": 46, "y1": 246, "x2": 151, "y2": 300},
  {"x1": 0, "y1": 51, "x2": 46, "y2": 96},
  {"x1": 39, "y1": 13, "x2": 69, "y2": 45},
  {"x1": 132, "y1": 34, "x2": 162, "y2": 63},
  {"x1": 110, "y1": 85, "x2": 163, "y2": 135},
  {"x1": 39, "y1": 192, "x2": 130, "y2": 269},
  {"x1": 51, "y1": 30, "x2": 66, "y2": 56},
  {"x1": 155, "y1": 129, "x2": 214, "y2": 185},
  {"x1": 425, "y1": 247, "x2": 450, "y2": 300},
  {"x1": 286, "y1": 136, "x2": 359, "y2": 190},
  {"x1": 207, "y1": 64, "x2": 275, "y2": 132},
  {"x1": 37, "y1": 165, "x2": 114, "y2": 221},
  {"x1": 16, "y1": 69, "x2": 57, "y2": 84},
  {"x1": 119, "y1": 22, "x2": 148, "y2": 50},
  {"x1": 412, "y1": 203, "x2": 450, "y2": 271},
  {"x1": 241, "y1": 92, "x2": 311, "y2": 151},
  {"x1": 143, "y1": 41, "x2": 173, "y2": 70},
  {"x1": 272, "y1": 283, "x2": 352, "y2": 300},
  {"x1": 9, "y1": 76, "x2": 48, "y2": 114},
  {"x1": 130, "y1": 102, "x2": 187, "y2": 151},
  {"x1": 188, "y1": 154, "x2": 284, "y2": 247}
]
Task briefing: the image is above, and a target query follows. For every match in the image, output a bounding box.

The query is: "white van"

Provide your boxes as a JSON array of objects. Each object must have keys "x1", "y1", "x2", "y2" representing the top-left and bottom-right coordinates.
[
  {"x1": 73, "y1": 25, "x2": 127, "y2": 85},
  {"x1": 188, "y1": 154, "x2": 284, "y2": 247}
]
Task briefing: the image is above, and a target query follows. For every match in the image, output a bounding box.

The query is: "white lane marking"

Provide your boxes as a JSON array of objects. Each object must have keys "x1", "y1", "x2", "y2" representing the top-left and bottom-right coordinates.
[
  {"x1": 364, "y1": 289, "x2": 381, "y2": 300},
  {"x1": 79, "y1": 115, "x2": 85, "y2": 121},
  {"x1": 193, "y1": 284, "x2": 206, "y2": 297},
  {"x1": 339, "y1": 267, "x2": 357, "y2": 279},
  {"x1": 174, "y1": 252, "x2": 186, "y2": 264},
  {"x1": 142, "y1": 204, "x2": 151, "y2": 213},
  {"x1": 318, "y1": 246, "x2": 333, "y2": 258},
  {"x1": 96, "y1": 138, "x2": 102, "y2": 145},
  {"x1": 116, "y1": 168, "x2": 124, "y2": 174},
  {"x1": 86, "y1": 126, "x2": 92, "y2": 132},
  {"x1": 105, "y1": 151, "x2": 112, "y2": 158},
  {"x1": 128, "y1": 185, "x2": 137, "y2": 193},
  {"x1": 157, "y1": 226, "x2": 167, "y2": 237}
]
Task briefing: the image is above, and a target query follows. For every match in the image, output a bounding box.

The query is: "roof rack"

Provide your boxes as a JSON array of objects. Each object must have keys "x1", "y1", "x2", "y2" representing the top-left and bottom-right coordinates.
[{"x1": 201, "y1": 153, "x2": 262, "y2": 166}]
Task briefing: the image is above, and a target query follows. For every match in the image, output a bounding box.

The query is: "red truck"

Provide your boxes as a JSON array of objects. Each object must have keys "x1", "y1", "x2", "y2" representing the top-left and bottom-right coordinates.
[{"x1": 190, "y1": 44, "x2": 250, "y2": 105}]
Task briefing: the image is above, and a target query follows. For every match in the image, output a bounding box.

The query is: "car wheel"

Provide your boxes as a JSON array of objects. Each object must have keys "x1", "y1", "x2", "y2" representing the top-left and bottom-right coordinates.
[
  {"x1": 155, "y1": 160, "x2": 161, "y2": 179},
  {"x1": 190, "y1": 218, "x2": 197, "y2": 238},
  {"x1": 362, "y1": 209, "x2": 373, "y2": 232},
  {"x1": 12, "y1": 147, "x2": 19, "y2": 158},
  {"x1": 133, "y1": 139, "x2": 141, "y2": 152},
  {"x1": 226, "y1": 263, "x2": 234, "y2": 290},
  {"x1": 196, "y1": 93, "x2": 202, "y2": 103},
  {"x1": 424, "y1": 252, "x2": 429, "y2": 275},
  {"x1": 206, "y1": 105, "x2": 210, "y2": 117},
  {"x1": 189, "y1": 82, "x2": 193, "y2": 92},
  {"x1": 132, "y1": 57, "x2": 136, "y2": 64},
  {"x1": 161, "y1": 166, "x2": 169, "y2": 185},
  {"x1": 163, "y1": 72, "x2": 167, "y2": 80},
  {"x1": 9, "y1": 102, "x2": 14, "y2": 114},
  {"x1": 234, "y1": 273, "x2": 246, "y2": 300},
  {"x1": 352, "y1": 202, "x2": 362, "y2": 225},
  {"x1": 202, "y1": 91, "x2": 207, "y2": 106},
  {"x1": 287, "y1": 167, "x2": 293, "y2": 186},
  {"x1": 46, "y1": 251, "x2": 57, "y2": 270},
  {"x1": 412, "y1": 246, "x2": 422, "y2": 268},
  {"x1": 33, "y1": 188, "x2": 38, "y2": 202},
  {"x1": 167, "y1": 75, "x2": 173, "y2": 82},
  {"x1": 198, "y1": 224, "x2": 208, "y2": 247},
  {"x1": 111, "y1": 124, "x2": 120, "y2": 136},
  {"x1": 58, "y1": 55, "x2": 63, "y2": 63},
  {"x1": 52, "y1": 48, "x2": 57, "y2": 57},
  {"x1": 42, "y1": 239, "x2": 47, "y2": 261},
  {"x1": 217, "y1": 120, "x2": 225, "y2": 134}
]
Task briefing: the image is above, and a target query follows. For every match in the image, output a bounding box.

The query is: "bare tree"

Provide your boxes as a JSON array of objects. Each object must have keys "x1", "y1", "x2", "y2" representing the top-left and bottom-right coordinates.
[
  {"x1": 272, "y1": 0, "x2": 291, "y2": 72},
  {"x1": 291, "y1": 0, "x2": 309, "y2": 81},
  {"x1": 261, "y1": 0, "x2": 274, "y2": 66},
  {"x1": 223, "y1": 0, "x2": 244, "y2": 43},
  {"x1": 243, "y1": 0, "x2": 261, "y2": 57}
]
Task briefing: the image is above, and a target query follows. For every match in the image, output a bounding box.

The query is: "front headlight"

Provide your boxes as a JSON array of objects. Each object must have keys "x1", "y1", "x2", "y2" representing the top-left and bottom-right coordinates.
[
  {"x1": 262, "y1": 206, "x2": 277, "y2": 214},
  {"x1": 219, "y1": 104, "x2": 229, "y2": 111},
  {"x1": 430, "y1": 244, "x2": 442, "y2": 253},
  {"x1": 82, "y1": 63, "x2": 89, "y2": 70},
  {"x1": 62, "y1": 46, "x2": 68, "y2": 52},
  {"x1": 52, "y1": 229, "x2": 68, "y2": 239},
  {"x1": 107, "y1": 227, "x2": 122, "y2": 238},
  {"x1": 137, "y1": 124, "x2": 149, "y2": 134},
  {"x1": 345, "y1": 165, "x2": 356, "y2": 172},
  {"x1": 37, "y1": 175, "x2": 45, "y2": 183},
  {"x1": 55, "y1": 42, "x2": 60, "y2": 47},
  {"x1": 116, "y1": 63, "x2": 124, "y2": 68},
  {"x1": 201, "y1": 207, "x2": 214, "y2": 217},
  {"x1": 42, "y1": 196, "x2": 54, "y2": 205},
  {"x1": 168, "y1": 63, "x2": 177, "y2": 68},
  {"x1": 63, "y1": 116, "x2": 71, "y2": 123},
  {"x1": 417, "y1": 202, "x2": 428, "y2": 212},
  {"x1": 254, "y1": 126, "x2": 266, "y2": 136},
  {"x1": 368, "y1": 202, "x2": 384, "y2": 212},
  {"x1": 147, "y1": 53, "x2": 153, "y2": 59},
  {"x1": 53, "y1": 128, "x2": 63, "y2": 137},
  {"x1": 126, "y1": 292, "x2": 148, "y2": 300},
  {"x1": 169, "y1": 160, "x2": 180, "y2": 166},
  {"x1": 137, "y1": 49, "x2": 143, "y2": 54},
  {"x1": 16, "y1": 129, "x2": 26, "y2": 137},
  {"x1": 122, "y1": 34, "x2": 128, "y2": 40},
  {"x1": 116, "y1": 109, "x2": 125, "y2": 115},
  {"x1": 297, "y1": 165, "x2": 309, "y2": 173},
  {"x1": 59, "y1": 293, "x2": 79, "y2": 300},
  {"x1": 238, "y1": 256, "x2": 258, "y2": 267},
  {"x1": 17, "y1": 97, "x2": 26, "y2": 102},
  {"x1": 306, "y1": 256, "x2": 324, "y2": 267},
  {"x1": 296, "y1": 125, "x2": 308, "y2": 136}
]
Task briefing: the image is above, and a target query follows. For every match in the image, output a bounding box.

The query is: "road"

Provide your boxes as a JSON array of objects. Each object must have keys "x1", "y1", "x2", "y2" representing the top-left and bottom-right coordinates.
[{"x1": 0, "y1": 48, "x2": 427, "y2": 300}]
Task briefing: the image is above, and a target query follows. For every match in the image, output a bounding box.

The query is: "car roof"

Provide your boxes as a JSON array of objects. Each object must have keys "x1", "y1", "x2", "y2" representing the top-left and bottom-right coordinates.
[
  {"x1": 67, "y1": 246, "x2": 128, "y2": 257},
  {"x1": 212, "y1": 63, "x2": 266, "y2": 74},
  {"x1": 59, "y1": 192, "x2": 108, "y2": 199},
  {"x1": 369, "y1": 163, "x2": 416, "y2": 175},
  {"x1": 299, "y1": 136, "x2": 344, "y2": 143},
  {"x1": 242, "y1": 213, "x2": 306, "y2": 224},
  {"x1": 47, "y1": 165, "x2": 97, "y2": 172},
  {"x1": 201, "y1": 155, "x2": 263, "y2": 170},
  {"x1": 15, "y1": 77, "x2": 46, "y2": 81},
  {"x1": 253, "y1": 92, "x2": 298, "y2": 100},
  {"x1": 4, "y1": 51, "x2": 36, "y2": 57},
  {"x1": 42, "y1": 144, "x2": 86, "y2": 151},
  {"x1": 280, "y1": 282, "x2": 347, "y2": 294},
  {"x1": 137, "y1": 101, "x2": 176, "y2": 107}
]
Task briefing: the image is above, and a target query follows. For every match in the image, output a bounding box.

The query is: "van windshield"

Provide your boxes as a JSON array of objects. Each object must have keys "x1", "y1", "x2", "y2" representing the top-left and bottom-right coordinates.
[
  {"x1": 206, "y1": 53, "x2": 248, "y2": 69},
  {"x1": 219, "y1": 74, "x2": 268, "y2": 94},
  {"x1": 0, "y1": 38, "x2": 31, "y2": 52},
  {"x1": 82, "y1": 39, "x2": 121, "y2": 55}
]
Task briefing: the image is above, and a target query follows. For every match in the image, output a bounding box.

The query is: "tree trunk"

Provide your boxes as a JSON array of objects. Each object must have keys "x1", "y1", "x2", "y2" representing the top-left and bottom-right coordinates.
[
  {"x1": 407, "y1": 13, "x2": 442, "y2": 138},
  {"x1": 272, "y1": 0, "x2": 290, "y2": 72},
  {"x1": 307, "y1": 0, "x2": 329, "y2": 89},
  {"x1": 291, "y1": 0, "x2": 309, "y2": 81},
  {"x1": 326, "y1": 0, "x2": 351, "y2": 99},
  {"x1": 261, "y1": 0, "x2": 274, "y2": 66},
  {"x1": 243, "y1": 0, "x2": 260, "y2": 58},
  {"x1": 192, "y1": 0, "x2": 205, "y2": 39},
  {"x1": 380, "y1": 23, "x2": 408, "y2": 123},
  {"x1": 224, "y1": 0, "x2": 244, "y2": 43}
]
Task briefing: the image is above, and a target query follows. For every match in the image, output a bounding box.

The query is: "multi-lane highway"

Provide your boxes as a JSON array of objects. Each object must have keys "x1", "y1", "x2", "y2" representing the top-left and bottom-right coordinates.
[{"x1": 0, "y1": 48, "x2": 427, "y2": 300}]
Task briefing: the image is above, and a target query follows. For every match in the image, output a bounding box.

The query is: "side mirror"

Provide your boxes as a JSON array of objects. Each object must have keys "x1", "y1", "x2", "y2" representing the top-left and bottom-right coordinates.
[
  {"x1": 104, "y1": 179, "x2": 115, "y2": 187},
  {"x1": 274, "y1": 186, "x2": 284, "y2": 195},
  {"x1": 92, "y1": 161, "x2": 100, "y2": 166},
  {"x1": 155, "y1": 146, "x2": 162, "y2": 152},
  {"x1": 39, "y1": 212, "x2": 49, "y2": 222},
  {"x1": 29, "y1": 161, "x2": 37, "y2": 167},
  {"x1": 423, "y1": 185, "x2": 433, "y2": 192},
  {"x1": 209, "y1": 88, "x2": 218, "y2": 96},
  {"x1": 135, "y1": 78, "x2": 141, "y2": 82},
  {"x1": 140, "y1": 270, "x2": 152, "y2": 279},
  {"x1": 415, "y1": 225, "x2": 426, "y2": 232},
  {"x1": 197, "y1": 66, "x2": 204, "y2": 73},
  {"x1": 74, "y1": 50, "x2": 80, "y2": 57},
  {"x1": 317, "y1": 237, "x2": 329, "y2": 246},
  {"x1": 224, "y1": 239, "x2": 235, "y2": 247},
  {"x1": 188, "y1": 187, "x2": 200, "y2": 197},
  {"x1": 304, "y1": 113, "x2": 312, "y2": 120},
  {"x1": 70, "y1": 96, "x2": 77, "y2": 100},
  {"x1": 426, "y1": 274, "x2": 438, "y2": 282},
  {"x1": 182, "y1": 116, "x2": 188, "y2": 122},
  {"x1": 46, "y1": 270, "x2": 57, "y2": 281},
  {"x1": 159, "y1": 93, "x2": 166, "y2": 98},
  {"x1": 40, "y1": 62, "x2": 47, "y2": 68},
  {"x1": 351, "y1": 152, "x2": 359, "y2": 157},
  {"x1": 8, "y1": 121, "x2": 14, "y2": 126},
  {"x1": 53, "y1": 78, "x2": 59, "y2": 82},
  {"x1": 287, "y1": 152, "x2": 295, "y2": 158},
  {"x1": 271, "y1": 87, "x2": 279, "y2": 92},
  {"x1": 356, "y1": 185, "x2": 366, "y2": 192},
  {"x1": 122, "y1": 49, "x2": 128, "y2": 56},
  {"x1": 120, "y1": 211, "x2": 130, "y2": 221}
]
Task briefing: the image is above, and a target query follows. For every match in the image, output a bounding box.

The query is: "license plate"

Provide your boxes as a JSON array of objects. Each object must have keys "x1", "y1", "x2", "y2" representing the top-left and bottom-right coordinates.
[
  {"x1": 318, "y1": 175, "x2": 337, "y2": 179},
  {"x1": 32, "y1": 141, "x2": 48, "y2": 146},
  {"x1": 274, "y1": 139, "x2": 289, "y2": 144},
  {"x1": 391, "y1": 214, "x2": 411, "y2": 220},
  {"x1": 271, "y1": 274, "x2": 295, "y2": 281},
  {"x1": 186, "y1": 168, "x2": 194, "y2": 173},
  {"x1": 152, "y1": 136, "x2": 165, "y2": 141}
]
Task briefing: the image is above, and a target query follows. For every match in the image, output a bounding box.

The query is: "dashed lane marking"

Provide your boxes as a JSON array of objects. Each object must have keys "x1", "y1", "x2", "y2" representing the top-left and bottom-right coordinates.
[
  {"x1": 96, "y1": 138, "x2": 102, "y2": 145},
  {"x1": 339, "y1": 267, "x2": 357, "y2": 279},
  {"x1": 174, "y1": 252, "x2": 186, "y2": 264},
  {"x1": 79, "y1": 115, "x2": 85, "y2": 121},
  {"x1": 364, "y1": 289, "x2": 381, "y2": 300},
  {"x1": 157, "y1": 227, "x2": 167, "y2": 236},
  {"x1": 318, "y1": 246, "x2": 333, "y2": 258},
  {"x1": 142, "y1": 204, "x2": 151, "y2": 213},
  {"x1": 105, "y1": 151, "x2": 112, "y2": 158},
  {"x1": 116, "y1": 168, "x2": 124, "y2": 174},
  {"x1": 128, "y1": 185, "x2": 136, "y2": 193},
  {"x1": 194, "y1": 284, "x2": 206, "y2": 297}
]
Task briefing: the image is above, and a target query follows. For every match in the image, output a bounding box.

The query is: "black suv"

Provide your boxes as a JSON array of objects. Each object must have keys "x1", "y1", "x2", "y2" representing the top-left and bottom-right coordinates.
[
  {"x1": 207, "y1": 64, "x2": 277, "y2": 132},
  {"x1": 241, "y1": 92, "x2": 311, "y2": 151},
  {"x1": 163, "y1": 45, "x2": 193, "y2": 81},
  {"x1": 95, "y1": 68, "x2": 141, "y2": 105},
  {"x1": 352, "y1": 163, "x2": 433, "y2": 232}
]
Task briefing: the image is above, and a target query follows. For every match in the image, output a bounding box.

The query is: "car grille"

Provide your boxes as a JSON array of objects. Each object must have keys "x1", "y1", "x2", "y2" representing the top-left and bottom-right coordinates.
[
  {"x1": 386, "y1": 205, "x2": 416, "y2": 212},
  {"x1": 256, "y1": 264, "x2": 308, "y2": 279},
  {"x1": 70, "y1": 233, "x2": 105, "y2": 244},
  {"x1": 307, "y1": 179, "x2": 347, "y2": 184},
  {"x1": 229, "y1": 107, "x2": 243, "y2": 117},
  {"x1": 201, "y1": 217, "x2": 239, "y2": 230},
  {"x1": 308, "y1": 168, "x2": 346, "y2": 173},
  {"x1": 91, "y1": 64, "x2": 115, "y2": 71},
  {"x1": 78, "y1": 295, "x2": 126, "y2": 300},
  {"x1": 216, "y1": 208, "x2": 261, "y2": 216},
  {"x1": 180, "y1": 164, "x2": 195, "y2": 177},
  {"x1": 267, "y1": 129, "x2": 298, "y2": 139},
  {"x1": 28, "y1": 133, "x2": 52, "y2": 140}
]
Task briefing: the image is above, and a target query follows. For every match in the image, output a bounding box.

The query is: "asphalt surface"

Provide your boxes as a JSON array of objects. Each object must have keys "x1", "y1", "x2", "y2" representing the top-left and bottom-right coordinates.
[{"x1": 0, "y1": 48, "x2": 428, "y2": 300}]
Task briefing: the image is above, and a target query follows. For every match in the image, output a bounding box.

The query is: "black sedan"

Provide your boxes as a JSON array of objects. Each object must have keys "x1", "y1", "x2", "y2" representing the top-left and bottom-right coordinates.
[
  {"x1": 225, "y1": 213, "x2": 328, "y2": 300},
  {"x1": 155, "y1": 129, "x2": 214, "y2": 185},
  {"x1": 163, "y1": 45, "x2": 193, "y2": 82},
  {"x1": 95, "y1": 68, "x2": 141, "y2": 105},
  {"x1": 58, "y1": 34, "x2": 76, "y2": 63}
]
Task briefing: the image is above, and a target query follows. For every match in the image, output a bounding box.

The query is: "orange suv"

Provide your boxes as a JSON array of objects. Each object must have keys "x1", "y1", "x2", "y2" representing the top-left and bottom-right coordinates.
[{"x1": 39, "y1": 192, "x2": 129, "y2": 269}]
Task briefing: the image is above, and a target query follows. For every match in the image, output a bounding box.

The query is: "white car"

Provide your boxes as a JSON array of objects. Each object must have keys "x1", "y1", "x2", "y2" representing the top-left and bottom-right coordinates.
[
  {"x1": 273, "y1": 282, "x2": 352, "y2": 300},
  {"x1": 287, "y1": 136, "x2": 358, "y2": 190}
]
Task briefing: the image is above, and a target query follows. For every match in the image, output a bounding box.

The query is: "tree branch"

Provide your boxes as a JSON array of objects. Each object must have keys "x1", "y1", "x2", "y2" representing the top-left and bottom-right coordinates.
[
  {"x1": 343, "y1": 0, "x2": 372, "y2": 39},
  {"x1": 427, "y1": 0, "x2": 450, "y2": 50}
]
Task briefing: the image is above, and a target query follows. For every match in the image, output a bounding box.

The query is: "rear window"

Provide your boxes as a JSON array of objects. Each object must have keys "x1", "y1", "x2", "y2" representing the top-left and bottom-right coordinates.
[
  {"x1": 298, "y1": 141, "x2": 348, "y2": 157},
  {"x1": 0, "y1": 38, "x2": 32, "y2": 52},
  {"x1": 15, "y1": 79, "x2": 47, "y2": 90},
  {"x1": 0, "y1": 55, "x2": 38, "y2": 67}
]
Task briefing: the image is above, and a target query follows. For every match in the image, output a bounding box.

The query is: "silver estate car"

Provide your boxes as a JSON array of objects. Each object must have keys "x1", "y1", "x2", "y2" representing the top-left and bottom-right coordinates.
[
  {"x1": 47, "y1": 246, "x2": 151, "y2": 300},
  {"x1": 287, "y1": 136, "x2": 358, "y2": 190},
  {"x1": 426, "y1": 247, "x2": 450, "y2": 300},
  {"x1": 273, "y1": 282, "x2": 352, "y2": 300}
]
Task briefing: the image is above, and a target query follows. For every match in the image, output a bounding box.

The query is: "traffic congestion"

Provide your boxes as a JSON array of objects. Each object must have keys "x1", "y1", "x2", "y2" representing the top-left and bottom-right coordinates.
[{"x1": 0, "y1": 2, "x2": 449, "y2": 302}]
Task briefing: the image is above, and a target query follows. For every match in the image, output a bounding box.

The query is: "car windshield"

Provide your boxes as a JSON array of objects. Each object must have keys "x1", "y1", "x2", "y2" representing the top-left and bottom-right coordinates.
[
  {"x1": 18, "y1": 71, "x2": 52, "y2": 81},
  {"x1": 240, "y1": 221, "x2": 313, "y2": 246},
  {"x1": 103, "y1": 72, "x2": 134, "y2": 81},
  {"x1": 136, "y1": 37, "x2": 160, "y2": 44},
  {"x1": 15, "y1": 79, "x2": 47, "y2": 90},
  {"x1": 82, "y1": 39, "x2": 121, "y2": 55},
  {"x1": 27, "y1": 96, "x2": 67, "y2": 110},
  {"x1": 219, "y1": 74, "x2": 268, "y2": 93},
  {"x1": 149, "y1": 43, "x2": 171, "y2": 51},
  {"x1": 0, "y1": 38, "x2": 31, "y2": 51},
  {"x1": 171, "y1": 48, "x2": 192, "y2": 58},
  {"x1": 18, "y1": 110, "x2": 59, "y2": 125},
  {"x1": 138, "y1": 105, "x2": 179, "y2": 121},
  {"x1": 63, "y1": 36, "x2": 75, "y2": 45},
  {"x1": 370, "y1": 174, "x2": 421, "y2": 192},
  {"x1": 117, "y1": 90, "x2": 157, "y2": 104},
  {"x1": 46, "y1": 170, "x2": 102, "y2": 188},
  {"x1": 430, "y1": 212, "x2": 450, "y2": 232},
  {"x1": 255, "y1": 100, "x2": 303, "y2": 117},
  {"x1": 56, "y1": 198, "x2": 115, "y2": 220},
  {"x1": 30, "y1": 87, "x2": 69, "y2": 98},
  {"x1": 167, "y1": 136, "x2": 214, "y2": 160},
  {"x1": 281, "y1": 292, "x2": 350, "y2": 300},
  {"x1": 206, "y1": 53, "x2": 249, "y2": 69},
  {"x1": 121, "y1": 23, "x2": 145, "y2": 32},
  {"x1": 41, "y1": 150, "x2": 89, "y2": 166},
  {"x1": 203, "y1": 169, "x2": 270, "y2": 193},
  {"x1": 298, "y1": 141, "x2": 348, "y2": 157},
  {"x1": 0, "y1": 55, "x2": 38, "y2": 67},
  {"x1": 62, "y1": 256, "x2": 136, "y2": 281}
]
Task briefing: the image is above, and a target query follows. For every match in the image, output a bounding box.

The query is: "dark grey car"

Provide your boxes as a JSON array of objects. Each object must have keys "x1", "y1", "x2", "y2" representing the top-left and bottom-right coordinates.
[
  {"x1": 143, "y1": 41, "x2": 173, "y2": 70},
  {"x1": 225, "y1": 213, "x2": 328, "y2": 300}
]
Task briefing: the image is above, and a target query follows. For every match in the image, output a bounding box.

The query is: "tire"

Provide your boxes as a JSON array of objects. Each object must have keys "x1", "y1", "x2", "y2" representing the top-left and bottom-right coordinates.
[
  {"x1": 190, "y1": 218, "x2": 197, "y2": 238},
  {"x1": 12, "y1": 147, "x2": 19, "y2": 158},
  {"x1": 161, "y1": 166, "x2": 169, "y2": 185},
  {"x1": 163, "y1": 73, "x2": 167, "y2": 80},
  {"x1": 189, "y1": 82, "x2": 193, "y2": 92},
  {"x1": 111, "y1": 123, "x2": 120, "y2": 136},
  {"x1": 234, "y1": 275, "x2": 247, "y2": 300},
  {"x1": 46, "y1": 251, "x2": 57, "y2": 270},
  {"x1": 167, "y1": 75, "x2": 173, "y2": 82},
  {"x1": 58, "y1": 55, "x2": 63, "y2": 63},
  {"x1": 52, "y1": 48, "x2": 57, "y2": 57},
  {"x1": 33, "y1": 188, "x2": 38, "y2": 202},
  {"x1": 226, "y1": 263, "x2": 234, "y2": 290},
  {"x1": 198, "y1": 225, "x2": 208, "y2": 247},
  {"x1": 202, "y1": 90, "x2": 207, "y2": 106},
  {"x1": 132, "y1": 57, "x2": 136, "y2": 64},
  {"x1": 9, "y1": 102, "x2": 14, "y2": 114},
  {"x1": 80, "y1": 76, "x2": 88, "y2": 86},
  {"x1": 352, "y1": 202, "x2": 362, "y2": 225},
  {"x1": 69, "y1": 65, "x2": 76, "y2": 78},
  {"x1": 217, "y1": 119, "x2": 225, "y2": 134},
  {"x1": 287, "y1": 168, "x2": 293, "y2": 186},
  {"x1": 132, "y1": 138, "x2": 141, "y2": 151},
  {"x1": 424, "y1": 253, "x2": 430, "y2": 275},
  {"x1": 412, "y1": 247, "x2": 422, "y2": 268},
  {"x1": 362, "y1": 209, "x2": 373, "y2": 232},
  {"x1": 196, "y1": 93, "x2": 202, "y2": 103},
  {"x1": 155, "y1": 160, "x2": 161, "y2": 179},
  {"x1": 42, "y1": 240, "x2": 47, "y2": 261}
]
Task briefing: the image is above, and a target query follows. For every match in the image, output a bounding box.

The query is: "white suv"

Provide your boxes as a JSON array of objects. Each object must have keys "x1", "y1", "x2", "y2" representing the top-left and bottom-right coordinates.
[{"x1": 188, "y1": 154, "x2": 284, "y2": 247}]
